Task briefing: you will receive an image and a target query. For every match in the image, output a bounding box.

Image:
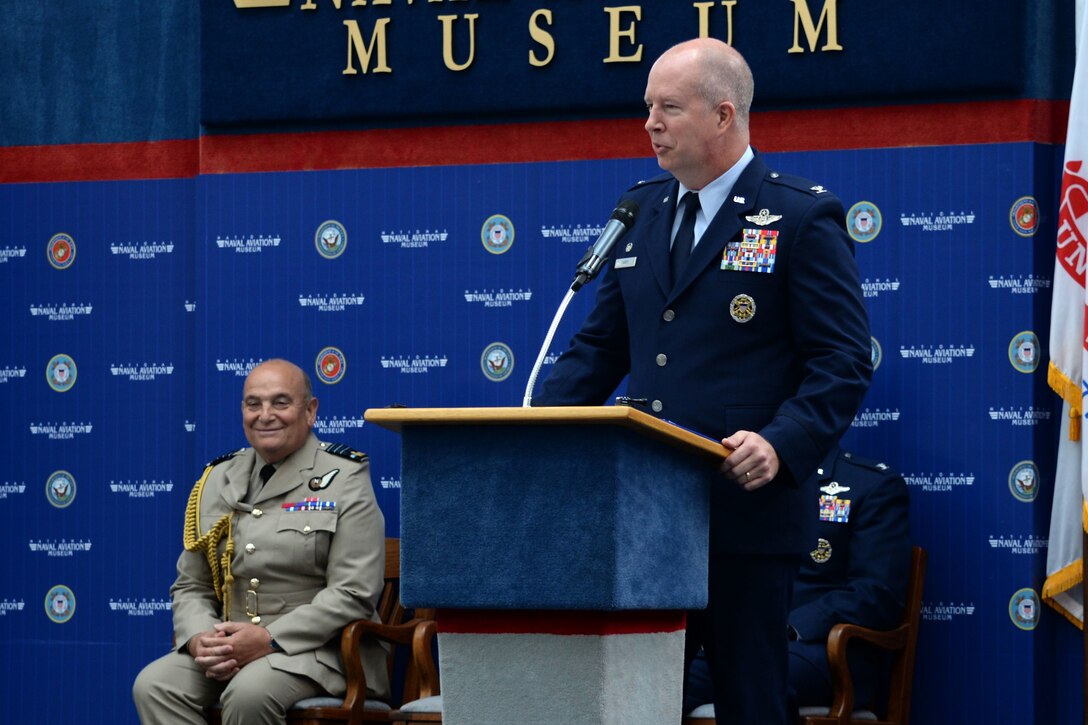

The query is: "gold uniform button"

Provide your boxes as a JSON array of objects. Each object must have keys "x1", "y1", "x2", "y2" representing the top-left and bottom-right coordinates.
[
  {"x1": 252, "y1": 508, "x2": 263, "y2": 518},
  {"x1": 249, "y1": 578, "x2": 260, "y2": 589},
  {"x1": 244, "y1": 543, "x2": 256, "y2": 554},
  {"x1": 303, "y1": 525, "x2": 312, "y2": 534},
  {"x1": 251, "y1": 615, "x2": 262, "y2": 625}
]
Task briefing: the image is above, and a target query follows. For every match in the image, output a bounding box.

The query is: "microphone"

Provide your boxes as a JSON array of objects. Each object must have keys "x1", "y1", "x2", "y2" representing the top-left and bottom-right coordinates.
[{"x1": 571, "y1": 199, "x2": 639, "y2": 291}]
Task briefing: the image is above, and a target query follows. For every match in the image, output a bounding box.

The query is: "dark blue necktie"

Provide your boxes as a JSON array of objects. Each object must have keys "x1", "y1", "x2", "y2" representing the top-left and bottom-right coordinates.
[{"x1": 670, "y1": 192, "x2": 700, "y2": 287}]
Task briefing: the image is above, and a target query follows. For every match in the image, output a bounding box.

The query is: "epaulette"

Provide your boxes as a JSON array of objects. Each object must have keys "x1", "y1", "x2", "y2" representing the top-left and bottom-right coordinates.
[
  {"x1": 626, "y1": 172, "x2": 673, "y2": 192},
  {"x1": 765, "y1": 170, "x2": 835, "y2": 198},
  {"x1": 840, "y1": 450, "x2": 892, "y2": 474},
  {"x1": 320, "y1": 441, "x2": 368, "y2": 463},
  {"x1": 205, "y1": 448, "x2": 243, "y2": 468}
]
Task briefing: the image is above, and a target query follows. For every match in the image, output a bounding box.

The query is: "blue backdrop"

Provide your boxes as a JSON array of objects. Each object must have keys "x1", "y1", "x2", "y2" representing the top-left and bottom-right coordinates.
[{"x1": 0, "y1": 141, "x2": 1080, "y2": 722}]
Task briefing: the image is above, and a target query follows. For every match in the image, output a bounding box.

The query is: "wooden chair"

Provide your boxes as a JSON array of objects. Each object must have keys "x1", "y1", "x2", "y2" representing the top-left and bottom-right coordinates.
[
  {"x1": 207, "y1": 538, "x2": 440, "y2": 725},
  {"x1": 685, "y1": 546, "x2": 927, "y2": 725}
]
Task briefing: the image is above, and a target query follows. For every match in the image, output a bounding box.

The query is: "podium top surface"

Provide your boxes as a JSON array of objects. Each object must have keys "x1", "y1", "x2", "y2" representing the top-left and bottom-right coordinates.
[{"x1": 364, "y1": 405, "x2": 728, "y2": 461}]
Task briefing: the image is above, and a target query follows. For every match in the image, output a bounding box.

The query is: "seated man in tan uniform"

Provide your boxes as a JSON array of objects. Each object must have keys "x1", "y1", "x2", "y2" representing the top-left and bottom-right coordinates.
[{"x1": 134, "y1": 359, "x2": 388, "y2": 724}]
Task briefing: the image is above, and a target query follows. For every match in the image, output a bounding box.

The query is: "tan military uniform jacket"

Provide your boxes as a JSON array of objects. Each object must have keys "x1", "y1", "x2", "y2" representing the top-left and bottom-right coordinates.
[{"x1": 173, "y1": 433, "x2": 390, "y2": 702}]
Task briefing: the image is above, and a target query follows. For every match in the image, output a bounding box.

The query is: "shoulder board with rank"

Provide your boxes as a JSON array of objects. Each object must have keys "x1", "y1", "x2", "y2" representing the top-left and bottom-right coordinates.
[
  {"x1": 840, "y1": 450, "x2": 892, "y2": 474},
  {"x1": 205, "y1": 448, "x2": 242, "y2": 468},
  {"x1": 627, "y1": 172, "x2": 673, "y2": 192},
  {"x1": 320, "y1": 442, "x2": 368, "y2": 463},
  {"x1": 766, "y1": 170, "x2": 832, "y2": 197}
]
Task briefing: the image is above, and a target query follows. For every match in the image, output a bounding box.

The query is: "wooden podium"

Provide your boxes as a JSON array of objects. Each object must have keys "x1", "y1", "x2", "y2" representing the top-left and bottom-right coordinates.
[{"x1": 365, "y1": 406, "x2": 726, "y2": 725}]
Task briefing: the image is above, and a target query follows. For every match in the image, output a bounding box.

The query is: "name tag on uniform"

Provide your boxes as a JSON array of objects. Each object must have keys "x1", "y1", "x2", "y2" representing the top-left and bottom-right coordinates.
[{"x1": 614, "y1": 257, "x2": 637, "y2": 269}]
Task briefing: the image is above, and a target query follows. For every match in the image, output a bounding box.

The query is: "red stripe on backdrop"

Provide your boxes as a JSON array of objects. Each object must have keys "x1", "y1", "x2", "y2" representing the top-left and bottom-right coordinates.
[
  {"x1": 0, "y1": 138, "x2": 198, "y2": 184},
  {"x1": 436, "y1": 608, "x2": 687, "y2": 635},
  {"x1": 0, "y1": 100, "x2": 1070, "y2": 183}
]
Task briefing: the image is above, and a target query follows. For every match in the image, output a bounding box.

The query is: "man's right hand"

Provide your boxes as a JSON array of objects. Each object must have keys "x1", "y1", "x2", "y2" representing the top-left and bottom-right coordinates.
[{"x1": 188, "y1": 629, "x2": 240, "y2": 681}]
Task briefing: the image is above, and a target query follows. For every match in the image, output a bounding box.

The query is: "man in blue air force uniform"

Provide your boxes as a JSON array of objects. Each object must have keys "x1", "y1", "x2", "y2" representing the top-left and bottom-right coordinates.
[
  {"x1": 685, "y1": 447, "x2": 911, "y2": 716},
  {"x1": 532, "y1": 38, "x2": 872, "y2": 724},
  {"x1": 134, "y1": 359, "x2": 389, "y2": 724}
]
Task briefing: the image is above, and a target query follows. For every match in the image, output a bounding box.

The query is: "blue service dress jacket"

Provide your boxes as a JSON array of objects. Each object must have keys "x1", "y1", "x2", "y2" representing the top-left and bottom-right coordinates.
[
  {"x1": 534, "y1": 151, "x2": 872, "y2": 555},
  {"x1": 790, "y1": 446, "x2": 912, "y2": 705}
]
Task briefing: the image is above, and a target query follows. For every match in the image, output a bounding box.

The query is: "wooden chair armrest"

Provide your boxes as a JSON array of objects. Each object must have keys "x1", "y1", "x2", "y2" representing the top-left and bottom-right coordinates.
[
  {"x1": 823, "y1": 622, "x2": 910, "y2": 722},
  {"x1": 347, "y1": 618, "x2": 441, "y2": 702}
]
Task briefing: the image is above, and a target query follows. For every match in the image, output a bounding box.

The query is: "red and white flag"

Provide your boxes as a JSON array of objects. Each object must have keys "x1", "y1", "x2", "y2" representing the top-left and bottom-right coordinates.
[{"x1": 1043, "y1": 5, "x2": 1088, "y2": 627}]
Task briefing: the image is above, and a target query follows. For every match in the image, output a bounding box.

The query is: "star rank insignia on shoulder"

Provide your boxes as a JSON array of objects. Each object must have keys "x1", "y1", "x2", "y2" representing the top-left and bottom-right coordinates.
[
  {"x1": 744, "y1": 208, "x2": 783, "y2": 226},
  {"x1": 206, "y1": 448, "x2": 243, "y2": 467},
  {"x1": 319, "y1": 441, "x2": 368, "y2": 463}
]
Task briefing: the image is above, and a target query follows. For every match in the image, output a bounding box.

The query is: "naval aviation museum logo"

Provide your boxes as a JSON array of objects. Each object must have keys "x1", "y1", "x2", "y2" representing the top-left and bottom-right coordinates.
[
  {"x1": 315, "y1": 220, "x2": 347, "y2": 259},
  {"x1": 109, "y1": 598, "x2": 172, "y2": 617},
  {"x1": 0, "y1": 480, "x2": 26, "y2": 499},
  {"x1": 861, "y1": 278, "x2": 900, "y2": 299},
  {"x1": 464, "y1": 289, "x2": 533, "y2": 308},
  {"x1": 899, "y1": 210, "x2": 976, "y2": 233},
  {"x1": 298, "y1": 292, "x2": 365, "y2": 312},
  {"x1": 216, "y1": 359, "x2": 260, "y2": 377},
  {"x1": 30, "y1": 302, "x2": 93, "y2": 321},
  {"x1": 46, "y1": 471, "x2": 76, "y2": 508},
  {"x1": 851, "y1": 408, "x2": 900, "y2": 429},
  {"x1": 899, "y1": 344, "x2": 975, "y2": 364},
  {"x1": 29, "y1": 539, "x2": 92, "y2": 557},
  {"x1": 481, "y1": 342, "x2": 514, "y2": 382},
  {"x1": 540, "y1": 223, "x2": 607, "y2": 245},
  {"x1": 30, "y1": 422, "x2": 93, "y2": 440},
  {"x1": 1009, "y1": 588, "x2": 1039, "y2": 630},
  {"x1": 988, "y1": 534, "x2": 1047, "y2": 556},
  {"x1": 110, "y1": 240, "x2": 174, "y2": 260},
  {"x1": 46, "y1": 354, "x2": 77, "y2": 392},
  {"x1": 380, "y1": 355, "x2": 449, "y2": 374},
  {"x1": 0, "y1": 599, "x2": 25, "y2": 617},
  {"x1": 215, "y1": 234, "x2": 282, "y2": 253},
  {"x1": 1008, "y1": 331, "x2": 1040, "y2": 374},
  {"x1": 48, "y1": 233, "x2": 76, "y2": 269},
  {"x1": 380, "y1": 229, "x2": 449, "y2": 248},
  {"x1": 1009, "y1": 197, "x2": 1038, "y2": 237},
  {"x1": 110, "y1": 363, "x2": 174, "y2": 382},
  {"x1": 482, "y1": 215, "x2": 514, "y2": 254},
  {"x1": 109, "y1": 479, "x2": 175, "y2": 499},
  {"x1": 903, "y1": 471, "x2": 974, "y2": 493},
  {"x1": 988, "y1": 275, "x2": 1051, "y2": 295},
  {"x1": 988, "y1": 407, "x2": 1051, "y2": 426},
  {"x1": 846, "y1": 201, "x2": 882, "y2": 243},
  {"x1": 314, "y1": 416, "x2": 366, "y2": 436},
  {"x1": 45, "y1": 585, "x2": 76, "y2": 624},
  {"x1": 0, "y1": 365, "x2": 27, "y2": 384},
  {"x1": 0, "y1": 245, "x2": 27, "y2": 263},
  {"x1": 316, "y1": 347, "x2": 347, "y2": 385},
  {"x1": 922, "y1": 600, "x2": 975, "y2": 623},
  {"x1": 1009, "y1": 460, "x2": 1039, "y2": 502}
]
